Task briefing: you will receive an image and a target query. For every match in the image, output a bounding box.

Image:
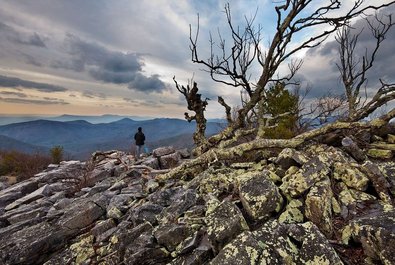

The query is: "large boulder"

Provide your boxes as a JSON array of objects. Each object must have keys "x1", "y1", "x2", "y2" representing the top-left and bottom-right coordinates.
[
  {"x1": 280, "y1": 156, "x2": 330, "y2": 198},
  {"x1": 154, "y1": 223, "x2": 192, "y2": 251},
  {"x1": 153, "y1": 146, "x2": 176, "y2": 157},
  {"x1": 57, "y1": 199, "x2": 105, "y2": 232},
  {"x1": 210, "y1": 231, "x2": 261, "y2": 265},
  {"x1": 342, "y1": 209, "x2": 395, "y2": 265},
  {"x1": 159, "y1": 152, "x2": 181, "y2": 169},
  {"x1": 274, "y1": 148, "x2": 309, "y2": 170},
  {"x1": 305, "y1": 179, "x2": 333, "y2": 237},
  {"x1": 205, "y1": 199, "x2": 249, "y2": 252},
  {"x1": 238, "y1": 172, "x2": 283, "y2": 222},
  {"x1": 253, "y1": 220, "x2": 343, "y2": 264},
  {"x1": 333, "y1": 162, "x2": 369, "y2": 191}
]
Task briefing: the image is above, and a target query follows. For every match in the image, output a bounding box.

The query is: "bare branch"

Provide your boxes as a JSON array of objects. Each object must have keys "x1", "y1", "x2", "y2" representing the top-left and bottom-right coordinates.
[{"x1": 218, "y1": 96, "x2": 233, "y2": 124}]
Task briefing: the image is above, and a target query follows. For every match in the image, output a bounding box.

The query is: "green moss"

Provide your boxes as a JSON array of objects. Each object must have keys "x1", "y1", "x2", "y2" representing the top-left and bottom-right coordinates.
[
  {"x1": 370, "y1": 118, "x2": 387, "y2": 128},
  {"x1": 97, "y1": 244, "x2": 112, "y2": 257},
  {"x1": 380, "y1": 202, "x2": 394, "y2": 213},
  {"x1": 349, "y1": 189, "x2": 376, "y2": 201}
]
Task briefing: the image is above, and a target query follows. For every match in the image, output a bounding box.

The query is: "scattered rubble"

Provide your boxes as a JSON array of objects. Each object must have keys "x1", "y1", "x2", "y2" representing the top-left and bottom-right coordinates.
[{"x1": 0, "y1": 138, "x2": 394, "y2": 264}]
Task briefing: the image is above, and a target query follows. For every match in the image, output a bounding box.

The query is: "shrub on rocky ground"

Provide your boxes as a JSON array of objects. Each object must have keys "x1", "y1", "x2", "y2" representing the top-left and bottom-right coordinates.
[{"x1": 0, "y1": 150, "x2": 51, "y2": 182}]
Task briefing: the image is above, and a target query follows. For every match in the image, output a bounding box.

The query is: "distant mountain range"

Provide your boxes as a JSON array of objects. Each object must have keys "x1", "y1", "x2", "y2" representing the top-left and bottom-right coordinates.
[
  {"x1": 0, "y1": 135, "x2": 50, "y2": 154},
  {"x1": 0, "y1": 114, "x2": 153, "y2": 126},
  {"x1": 0, "y1": 117, "x2": 225, "y2": 160}
]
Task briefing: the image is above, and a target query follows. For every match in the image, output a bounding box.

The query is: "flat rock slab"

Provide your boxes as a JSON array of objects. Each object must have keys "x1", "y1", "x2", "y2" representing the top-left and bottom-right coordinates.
[
  {"x1": 153, "y1": 146, "x2": 175, "y2": 157},
  {"x1": 0, "y1": 222, "x2": 69, "y2": 265},
  {"x1": 0, "y1": 179, "x2": 38, "y2": 208},
  {"x1": 5, "y1": 184, "x2": 51, "y2": 211},
  {"x1": 0, "y1": 191, "x2": 23, "y2": 208},
  {"x1": 58, "y1": 200, "x2": 105, "y2": 231},
  {"x1": 8, "y1": 207, "x2": 48, "y2": 224},
  {"x1": 154, "y1": 224, "x2": 192, "y2": 251}
]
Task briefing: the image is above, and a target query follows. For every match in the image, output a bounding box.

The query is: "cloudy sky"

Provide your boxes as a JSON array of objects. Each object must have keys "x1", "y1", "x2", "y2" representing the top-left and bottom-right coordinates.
[{"x1": 0, "y1": 1, "x2": 394, "y2": 119}]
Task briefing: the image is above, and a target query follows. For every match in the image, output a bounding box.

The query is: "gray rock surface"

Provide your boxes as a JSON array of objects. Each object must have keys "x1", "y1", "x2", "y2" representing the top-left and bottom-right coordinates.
[{"x1": 0, "y1": 144, "x2": 394, "y2": 265}]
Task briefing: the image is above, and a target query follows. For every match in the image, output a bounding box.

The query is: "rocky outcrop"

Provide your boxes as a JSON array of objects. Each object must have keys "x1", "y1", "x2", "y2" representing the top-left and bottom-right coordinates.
[{"x1": 0, "y1": 140, "x2": 394, "y2": 264}]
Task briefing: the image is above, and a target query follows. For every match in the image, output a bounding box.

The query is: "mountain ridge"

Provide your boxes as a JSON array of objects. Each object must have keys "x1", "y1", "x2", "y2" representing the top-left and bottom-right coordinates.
[{"x1": 0, "y1": 118, "x2": 224, "y2": 159}]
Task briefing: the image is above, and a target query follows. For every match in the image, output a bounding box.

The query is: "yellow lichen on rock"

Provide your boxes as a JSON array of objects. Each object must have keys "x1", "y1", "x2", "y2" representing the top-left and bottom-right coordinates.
[
  {"x1": 304, "y1": 255, "x2": 331, "y2": 265},
  {"x1": 70, "y1": 235, "x2": 95, "y2": 264},
  {"x1": 279, "y1": 199, "x2": 304, "y2": 224},
  {"x1": 367, "y1": 149, "x2": 393, "y2": 159}
]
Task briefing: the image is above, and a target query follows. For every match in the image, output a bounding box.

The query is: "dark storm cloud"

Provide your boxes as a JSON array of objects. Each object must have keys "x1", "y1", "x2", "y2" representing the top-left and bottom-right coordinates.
[
  {"x1": 127, "y1": 73, "x2": 167, "y2": 93},
  {"x1": 0, "y1": 97, "x2": 69, "y2": 105},
  {"x1": 64, "y1": 34, "x2": 142, "y2": 73},
  {"x1": 89, "y1": 69, "x2": 136, "y2": 84},
  {"x1": 0, "y1": 75, "x2": 67, "y2": 92},
  {"x1": 0, "y1": 22, "x2": 46, "y2": 48},
  {"x1": 51, "y1": 34, "x2": 167, "y2": 93}
]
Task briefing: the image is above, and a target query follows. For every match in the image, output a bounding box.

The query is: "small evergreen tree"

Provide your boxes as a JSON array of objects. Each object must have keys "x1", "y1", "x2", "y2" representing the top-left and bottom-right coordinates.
[
  {"x1": 258, "y1": 82, "x2": 298, "y2": 139},
  {"x1": 50, "y1": 145, "x2": 64, "y2": 164}
]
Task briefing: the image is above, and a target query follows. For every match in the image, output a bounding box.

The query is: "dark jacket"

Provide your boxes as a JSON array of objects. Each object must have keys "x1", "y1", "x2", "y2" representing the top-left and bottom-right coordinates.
[{"x1": 134, "y1": 131, "x2": 145, "y2": 146}]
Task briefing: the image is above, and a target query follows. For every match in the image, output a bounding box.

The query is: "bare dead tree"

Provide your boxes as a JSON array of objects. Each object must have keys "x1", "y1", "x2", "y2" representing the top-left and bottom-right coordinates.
[
  {"x1": 189, "y1": 0, "x2": 395, "y2": 154},
  {"x1": 160, "y1": 107, "x2": 395, "y2": 181},
  {"x1": 218, "y1": 96, "x2": 233, "y2": 124},
  {"x1": 335, "y1": 12, "x2": 395, "y2": 120},
  {"x1": 174, "y1": 77, "x2": 208, "y2": 153},
  {"x1": 351, "y1": 80, "x2": 395, "y2": 120},
  {"x1": 296, "y1": 88, "x2": 347, "y2": 133}
]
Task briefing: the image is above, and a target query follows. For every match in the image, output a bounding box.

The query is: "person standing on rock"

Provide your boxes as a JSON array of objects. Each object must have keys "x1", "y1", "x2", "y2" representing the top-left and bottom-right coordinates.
[{"x1": 134, "y1": 127, "x2": 145, "y2": 160}]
